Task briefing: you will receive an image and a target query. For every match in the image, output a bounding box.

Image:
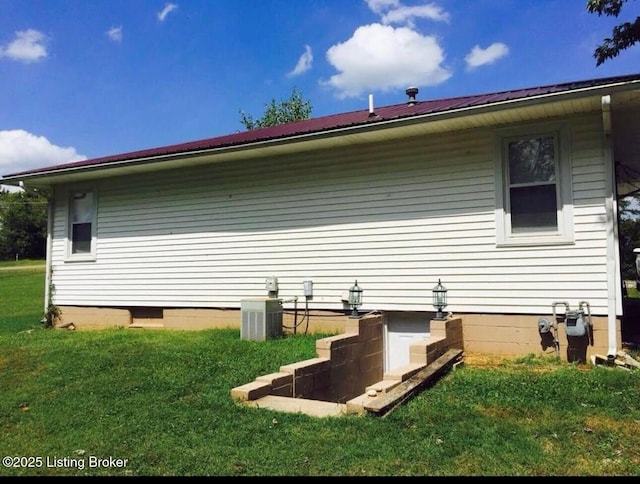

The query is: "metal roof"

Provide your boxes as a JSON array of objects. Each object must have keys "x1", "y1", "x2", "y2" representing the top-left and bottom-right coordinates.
[{"x1": 3, "y1": 72, "x2": 640, "y2": 181}]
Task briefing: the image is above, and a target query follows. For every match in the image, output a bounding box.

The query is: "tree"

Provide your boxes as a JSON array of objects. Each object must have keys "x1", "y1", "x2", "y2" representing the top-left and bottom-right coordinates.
[
  {"x1": 587, "y1": 0, "x2": 640, "y2": 65},
  {"x1": 0, "y1": 188, "x2": 48, "y2": 260},
  {"x1": 239, "y1": 87, "x2": 312, "y2": 130},
  {"x1": 619, "y1": 214, "x2": 640, "y2": 282}
]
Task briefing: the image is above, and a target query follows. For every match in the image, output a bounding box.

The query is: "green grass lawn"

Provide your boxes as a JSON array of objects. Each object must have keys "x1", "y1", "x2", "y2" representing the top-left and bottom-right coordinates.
[
  {"x1": 0, "y1": 262, "x2": 46, "y2": 333},
  {"x1": 1, "y1": 265, "x2": 639, "y2": 476}
]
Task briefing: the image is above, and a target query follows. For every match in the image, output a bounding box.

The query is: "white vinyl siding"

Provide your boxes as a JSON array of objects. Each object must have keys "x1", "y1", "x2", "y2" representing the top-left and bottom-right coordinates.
[{"x1": 48, "y1": 113, "x2": 611, "y2": 316}]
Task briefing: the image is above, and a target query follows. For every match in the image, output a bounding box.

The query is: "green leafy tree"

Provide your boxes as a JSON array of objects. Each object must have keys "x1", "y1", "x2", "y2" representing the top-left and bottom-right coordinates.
[
  {"x1": 239, "y1": 87, "x2": 312, "y2": 130},
  {"x1": 619, "y1": 215, "x2": 640, "y2": 282},
  {"x1": 587, "y1": 0, "x2": 640, "y2": 65},
  {"x1": 0, "y1": 189, "x2": 48, "y2": 260},
  {"x1": 618, "y1": 195, "x2": 640, "y2": 282}
]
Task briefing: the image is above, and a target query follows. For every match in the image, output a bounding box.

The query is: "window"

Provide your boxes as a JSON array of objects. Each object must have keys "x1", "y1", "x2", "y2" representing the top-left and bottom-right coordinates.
[
  {"x1": 67, "y1": 188, "x2": 96, "y2": 260},
  {"x1": 495, "y1": 125, "x2": 573, "y2": 246}
]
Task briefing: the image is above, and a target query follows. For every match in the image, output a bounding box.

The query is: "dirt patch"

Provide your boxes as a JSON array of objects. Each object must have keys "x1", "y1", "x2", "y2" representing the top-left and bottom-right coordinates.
[
  {"x1": 460, "y1": 352, "x2": 585, "y2": 371},
  {"x1": 461, "y1": 353, "x2": 518, "y2": 368},
  {"x1": 0, "y1": 264, "x2": 45, "y2": 271}
]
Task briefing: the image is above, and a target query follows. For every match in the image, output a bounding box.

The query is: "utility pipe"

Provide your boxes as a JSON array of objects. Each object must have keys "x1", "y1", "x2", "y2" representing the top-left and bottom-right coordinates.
[
  {"x1": 44, "y1": 193, "x2": 54, "y2": 314},
  {"x1": 602, "y1": 94, "x2": 619, "y2": 359}
]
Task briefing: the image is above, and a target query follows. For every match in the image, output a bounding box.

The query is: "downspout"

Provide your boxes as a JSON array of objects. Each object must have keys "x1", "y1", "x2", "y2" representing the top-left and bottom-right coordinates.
[
  {"x1": 44, "y1": 193, "x2": 53, "y2": 314},
  {"x1": 601, "y1": 95, "x2": 619, "y2": 359}
]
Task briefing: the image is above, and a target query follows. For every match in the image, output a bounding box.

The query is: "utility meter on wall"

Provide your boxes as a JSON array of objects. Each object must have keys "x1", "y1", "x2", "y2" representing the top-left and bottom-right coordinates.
[
  {"x1": 265, "y1": 276, "x2": 279, "y2": 296},
  {"x1": 303, "y1": 280, "x2": 313, "y2": 299}
]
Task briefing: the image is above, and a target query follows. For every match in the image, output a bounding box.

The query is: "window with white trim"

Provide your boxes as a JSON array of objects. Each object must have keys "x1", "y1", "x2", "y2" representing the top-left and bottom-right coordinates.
[
  {"x1": 67, "y1": 188, "x2": 96, "y2": 260},
  {"x1": 495, "y1": 125, "x2": 573, "y2": 246}
]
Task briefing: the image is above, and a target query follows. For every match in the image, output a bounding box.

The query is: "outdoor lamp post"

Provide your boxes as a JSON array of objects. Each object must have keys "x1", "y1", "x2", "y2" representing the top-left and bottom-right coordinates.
[
  {"x1": 432, "y1": 279, "x2": 448, "y2": 320},
  {"x1": 348, "y1": 280, "x2": 363, "y2": 318}
]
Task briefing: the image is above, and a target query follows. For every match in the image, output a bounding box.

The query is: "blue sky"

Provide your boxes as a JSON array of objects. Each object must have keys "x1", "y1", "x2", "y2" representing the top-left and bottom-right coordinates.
[{"x1": 1, "y1": 0, "x2": 639, "y2": 190}]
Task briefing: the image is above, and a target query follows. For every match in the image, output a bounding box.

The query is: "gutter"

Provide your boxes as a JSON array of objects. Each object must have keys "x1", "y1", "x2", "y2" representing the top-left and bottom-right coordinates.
[{"x1": 601, "y1": 94, "x2": 619, "y2": 359}]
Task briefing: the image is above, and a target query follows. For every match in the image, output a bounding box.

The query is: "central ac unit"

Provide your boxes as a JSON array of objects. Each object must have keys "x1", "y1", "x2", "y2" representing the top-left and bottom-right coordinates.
[{"x1": 240, "y1": 298, "x2": 283, "y2": 341}]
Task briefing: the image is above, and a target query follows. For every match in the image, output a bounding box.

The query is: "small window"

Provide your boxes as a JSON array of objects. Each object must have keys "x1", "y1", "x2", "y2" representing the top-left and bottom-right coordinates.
[
  {"x1": 67, "y1": 188, "x2": 96, "y2": 260},
  {"x1": 495, "y1": 125, "x2": 573, "y2": 246}
]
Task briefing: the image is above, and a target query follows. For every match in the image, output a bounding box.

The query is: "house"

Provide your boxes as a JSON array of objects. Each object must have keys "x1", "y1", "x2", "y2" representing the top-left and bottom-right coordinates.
[{"x1": 3, "y1": 73, "x2": 640, "y2": 368}]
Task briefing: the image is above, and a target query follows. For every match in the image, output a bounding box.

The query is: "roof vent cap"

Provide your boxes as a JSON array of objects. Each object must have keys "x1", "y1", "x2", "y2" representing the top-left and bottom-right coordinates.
[{"x1": 406, "y1": 86, "x2": 419, "y2": 106}]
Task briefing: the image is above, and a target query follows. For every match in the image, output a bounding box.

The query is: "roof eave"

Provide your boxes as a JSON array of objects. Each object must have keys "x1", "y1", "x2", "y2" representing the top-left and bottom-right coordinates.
[{"x1": 4, "y1": 78, "x2": 639, "y2": 189}]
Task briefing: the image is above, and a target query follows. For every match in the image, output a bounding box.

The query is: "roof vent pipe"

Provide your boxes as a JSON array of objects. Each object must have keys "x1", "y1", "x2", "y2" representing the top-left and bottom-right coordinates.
[
  {"x1": 368, "y1": 93, "x2": 376, "y2": 117},
  {"x1": 406, "y1": 86, "x2": 419, "y2": 106}
]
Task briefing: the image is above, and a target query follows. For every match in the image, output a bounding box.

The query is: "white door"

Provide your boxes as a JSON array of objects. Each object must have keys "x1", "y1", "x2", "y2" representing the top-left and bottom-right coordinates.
[{"x1": 385, "y1": 316, "x2": 429, "y2": 372}]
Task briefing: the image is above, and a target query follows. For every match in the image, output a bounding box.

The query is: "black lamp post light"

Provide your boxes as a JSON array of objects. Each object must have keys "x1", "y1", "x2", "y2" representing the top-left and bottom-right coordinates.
[
  {"x1": 348, "y1": 280, "x2": 363, "y2": 318},
  {"x1": 432, "y1": 279, "x2": 448, "y2": 320}
]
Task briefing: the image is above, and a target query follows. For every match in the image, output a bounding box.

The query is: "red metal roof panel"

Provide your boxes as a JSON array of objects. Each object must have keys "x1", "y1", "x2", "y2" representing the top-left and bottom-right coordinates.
[{"x1": 4, "y1": 73, "x2": 640, "y2": 178}]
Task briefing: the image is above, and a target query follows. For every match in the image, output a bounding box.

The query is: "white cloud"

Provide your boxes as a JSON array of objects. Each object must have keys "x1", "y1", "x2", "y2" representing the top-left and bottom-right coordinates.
[
  {"x1": 0, "y1": 130, "x2": 87, "y2": 191},
  {"x1": 465, "y1": 42, "x2": 509, "y2": 69},
  {"x1": 366, "y1": 0, "x2": 449, "y2": 28},
  {"x1": 157, "y1": 3, "x2": 178, "y2": 22},
  {"x1": 0, "y1": 29, "x2": 48, "y2": 63},
  {"x1": 107, "y1": 26, "x2": 123, "y2": 43},
  {"x1": 366, "y1": 0, "x2": 400, "y2": 15},
  {"x1": 322, "y1": 23, "x2": 451, "y2": 99},
  {"x1": 287, "y1": 45, "x2": 313, "y2": 77}
]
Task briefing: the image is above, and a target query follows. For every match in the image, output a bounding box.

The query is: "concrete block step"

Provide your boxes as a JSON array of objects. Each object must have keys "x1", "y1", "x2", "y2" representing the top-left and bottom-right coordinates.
[
  {"x1": 245, "y1": 395, "x2": 347, "y2": 418},
  {"x1": 383, "y1": 362, "x2": 426, "y2": 381},
  {"x1": 365, "y1": 379, "x2": 402, "y2": 394}
]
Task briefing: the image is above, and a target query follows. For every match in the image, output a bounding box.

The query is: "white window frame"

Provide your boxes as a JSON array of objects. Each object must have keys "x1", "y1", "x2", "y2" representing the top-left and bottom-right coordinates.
[
  {"x1": 65, "y1": 186, "x2": 97, "y2": 261},
  {"x1": 494, "y1": 123, "x2": 574, "y2": 247}
]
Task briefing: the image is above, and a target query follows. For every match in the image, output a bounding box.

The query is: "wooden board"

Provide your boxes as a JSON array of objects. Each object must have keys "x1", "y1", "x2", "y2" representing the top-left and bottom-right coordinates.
[{"x1": 364, "y1": 348, "x2": 464, "y2": 417}]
